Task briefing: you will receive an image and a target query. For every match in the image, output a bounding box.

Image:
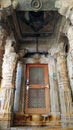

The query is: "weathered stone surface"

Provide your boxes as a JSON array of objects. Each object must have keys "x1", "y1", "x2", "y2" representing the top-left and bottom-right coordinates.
[
  {"x1": 1, "y1": 37, "x2": 18, "y2": 116},
  {"x1": 57, "y1": 54, "x2": 73, "y2": 127},
  {"x1": 55, "y1": 0, "x2": 73, "y2": 18},
  {"x1": 67, "y1": 54, "x2": 73, "y2": 97},
  {"x1": 0, "y1": 0, "x2": 73, "y2": 129},
  {"x1": 0, "y1": 21, "x2": 8, "y2": 82},
  {"x1": 67, "y1": 24, "x2": 73, "y2": 101},
  {"x1": 1, "y1": 0, "x2": 11, "y2": 8},
  {"x1": 69, "y1": 10, "x2": 73, "y2": 25}
]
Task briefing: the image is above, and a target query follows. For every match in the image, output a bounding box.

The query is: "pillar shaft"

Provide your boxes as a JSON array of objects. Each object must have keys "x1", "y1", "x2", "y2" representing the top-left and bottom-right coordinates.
[
  {"x1": 1, "y1": 37, "x2": 18, "y2": 127},
  {"x1": 66, "y1": 25, "x2": 73, "y2": 127},
  {"x1": 57, "y1": 54, "x2": 72, "y2": 127},
  {"x1": 0, "y1": 25, "x2": 8, "y2": 84},
  {"x1": 67, "y1": 26, "x2": 73, "y2": 99}
]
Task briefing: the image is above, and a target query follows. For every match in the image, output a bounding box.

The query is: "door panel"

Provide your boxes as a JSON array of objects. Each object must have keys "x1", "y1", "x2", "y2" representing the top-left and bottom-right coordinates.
[
  {"x1": 25, "y1": 64, "x2": 50, "y2": 114},
  {"x1": 29, "y1": 67, "x2": 44, "y2": 84}
]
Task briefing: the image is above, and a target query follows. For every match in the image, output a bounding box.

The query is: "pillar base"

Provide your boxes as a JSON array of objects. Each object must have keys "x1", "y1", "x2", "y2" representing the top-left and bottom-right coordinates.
[
  {"x1": 0, "y1": 120, "x2": 11, "y2": 129},
  {"x1": 0, "y1": 112, "x2": 13, "y2": 129},
  {"x1": 13, "y1": 113, "x2": 61, "y2": 126}
]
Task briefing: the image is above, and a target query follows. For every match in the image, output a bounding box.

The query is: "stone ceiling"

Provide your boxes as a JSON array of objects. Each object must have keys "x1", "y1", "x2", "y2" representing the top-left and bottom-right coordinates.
[
  {"x1": 1, "y1": 0, "x2": 73, "y2": 46},
  {"x1": 1, "y1": 0, "x2": 57, "y2": 11}
]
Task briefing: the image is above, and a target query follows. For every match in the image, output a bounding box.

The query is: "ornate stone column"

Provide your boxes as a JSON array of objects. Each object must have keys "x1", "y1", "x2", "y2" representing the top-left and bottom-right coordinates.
[
  {"x1": 57, "y1": 52, "x2": 72, "y2": 127},
  {"x1": 67, "y1": 25, "x2": 73, "y2": 97},
  {"x1": 0, "y1": 11, "x2": 8, "y2": 86},
  {"x1": 55, "y1": 1, "x2": 73, "y2": 127},
  {"x1": 1, "y1": 37, "x2": 18, "y2": 128},
  {"x1": 0, "y1": 12, "x2": 8, "y2": 129},
  {"x1": 66, "y1": 19, "x2": 73, "y2": 127}
]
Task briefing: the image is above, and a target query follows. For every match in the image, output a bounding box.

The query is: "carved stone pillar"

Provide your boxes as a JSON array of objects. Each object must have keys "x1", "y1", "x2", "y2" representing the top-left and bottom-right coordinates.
[
  {"x1": 56, "y1": 1, "x2": 73, "y2": 127},
  {"x1": 66, "y1": 24, "x2": 73, "y2": 127},
  {"x1": 57, "y1": 53, "x2": 72, "y2": 127},
  {"x1": 0, "y1": 14, "x2": 8, "y2": 85},
  {"x1": 1, "y1": 37, "x2": 18, "y2": 128},
  {"x1": 67, "y1": 25, "x2": 73, "y2": 96}
]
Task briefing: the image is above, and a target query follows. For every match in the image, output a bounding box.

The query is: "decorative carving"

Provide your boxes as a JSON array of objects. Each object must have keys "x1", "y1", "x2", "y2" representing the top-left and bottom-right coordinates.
[
  {"x1": 1, "y1": 88, "x2": 13, "y2": 113},
  {"x1": 57, "y1": 53, "x2": 72, "y2": 127},
  {"x1": 0, "y1": 26, "x2": 7, "y2": 47},
  {"x1": 31, "y1": 0, "x2": 42, "y2": 11},
  {"x1": 0, "y1": 11, "x2": 8, "y2": 84},
  {"x1": 1, "y1": 36, "x2": 18, "y2": 115},
  {"x1": 8, "y1": 0, "x2": 57, "y2": 11},
  {"x1": 67, "y1": 26, "x2": 73, "y2": 52},
  {"x1": 67, "y1": 24, "x2": 73, "y2": 111},
  {"x1": 55, "y1": 0, "x2": 73, "y2": 18},
  {"x1": 1, "y1": 0, "x2": 11, "y2": 8},
  {"x1": 0, "y1": 10, "x2": 8, "y2": 47}
]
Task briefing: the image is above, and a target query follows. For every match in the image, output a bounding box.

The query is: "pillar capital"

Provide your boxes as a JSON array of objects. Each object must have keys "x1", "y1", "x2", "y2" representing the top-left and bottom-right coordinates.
[
  {"x1": 1, "y1": 0, "x2": 18, "y2": 9},
  {"x1": 55, "y1": 42, "x2": 66, "y2": 59}
]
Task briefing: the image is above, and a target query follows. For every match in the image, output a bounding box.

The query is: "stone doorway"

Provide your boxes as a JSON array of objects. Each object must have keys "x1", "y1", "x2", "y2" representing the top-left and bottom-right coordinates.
[{"x1": 25, "y1": 64, "x2": 50, "y2": 114}]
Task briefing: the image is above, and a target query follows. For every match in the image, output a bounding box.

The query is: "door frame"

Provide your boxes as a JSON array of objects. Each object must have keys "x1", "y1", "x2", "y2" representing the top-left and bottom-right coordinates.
[{"x1": 25, "y1": 64, "x2": 50, "y2": 114}]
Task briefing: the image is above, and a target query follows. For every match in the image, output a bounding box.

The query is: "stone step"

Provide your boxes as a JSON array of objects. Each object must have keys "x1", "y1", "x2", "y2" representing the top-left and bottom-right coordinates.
[{"x1": 9, "y1": 127, "x2": 73, "y2": 130}]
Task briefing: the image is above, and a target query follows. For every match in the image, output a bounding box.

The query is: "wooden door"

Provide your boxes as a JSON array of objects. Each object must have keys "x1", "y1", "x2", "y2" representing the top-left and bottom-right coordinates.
[{"x1": 25, "y1": 64, "x2": 50, "y2": 114}]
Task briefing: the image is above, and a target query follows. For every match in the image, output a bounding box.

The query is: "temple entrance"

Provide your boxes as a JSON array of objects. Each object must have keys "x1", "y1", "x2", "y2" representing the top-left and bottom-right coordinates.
[{"x1": 25, "y1": 64, "x2": 50, "y2": 114}]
